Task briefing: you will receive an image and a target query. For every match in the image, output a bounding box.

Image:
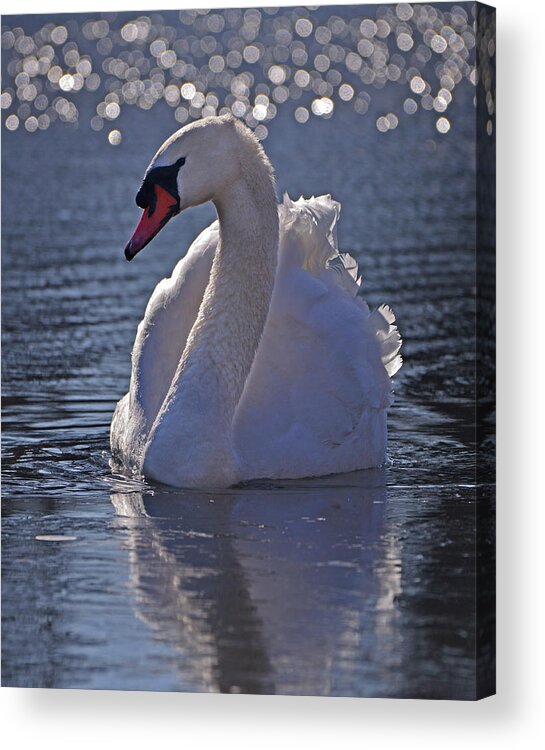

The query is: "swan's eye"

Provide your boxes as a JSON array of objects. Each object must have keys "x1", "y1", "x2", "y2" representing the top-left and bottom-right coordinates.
[
  {"x1": 136, "y1": 180, "x2": 154, "y2": 210},
  {"x1": 135, "y1": 157, "x2": 185, "y2": 209}
]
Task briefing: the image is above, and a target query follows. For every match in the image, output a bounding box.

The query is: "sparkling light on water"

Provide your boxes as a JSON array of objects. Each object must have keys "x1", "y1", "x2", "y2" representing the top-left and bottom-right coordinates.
[
  {"x1": 403, "y1": 97, "x2": 418, "y2": 114},
  {"x1": 436, "y1": 116, "x2": 451, "y2": 133},
  {"x1": 5, "y1": 113, "x2": 19, "y2": 130},
  {"x1": 108, "y1": 128, "x2": 122, "y2": 145},
  {"x1": 1, "y1": 4, "x2": 492, "y2": 141}
]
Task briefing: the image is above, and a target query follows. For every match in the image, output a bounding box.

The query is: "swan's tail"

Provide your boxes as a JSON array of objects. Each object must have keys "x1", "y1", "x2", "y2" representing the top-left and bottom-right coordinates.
[{"x1": 280, "y1": 193, "x2": 402, "y2": 379}]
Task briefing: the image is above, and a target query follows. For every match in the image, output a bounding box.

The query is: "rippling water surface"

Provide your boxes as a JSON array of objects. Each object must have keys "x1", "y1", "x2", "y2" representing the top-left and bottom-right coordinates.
[{"x1": 2, "y1": 79, "x2": 489, "y2": 697}]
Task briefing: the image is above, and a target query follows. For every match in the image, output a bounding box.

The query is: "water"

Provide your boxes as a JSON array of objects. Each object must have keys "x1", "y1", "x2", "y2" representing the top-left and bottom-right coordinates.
[{"x1": 2, "y1": 84, "x2": 491, "y2": 697}]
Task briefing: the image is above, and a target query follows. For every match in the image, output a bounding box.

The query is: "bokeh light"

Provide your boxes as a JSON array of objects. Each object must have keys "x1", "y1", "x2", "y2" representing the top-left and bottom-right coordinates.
[
  {"x1": 108, "y1": 128, "x2": 122, "y2": 145},
  {"x1": 1, "y1": 4, "x2": 494, "y2": 142},
  {"x1": 436, "y1": 116, "x2": 451, "y2": 133}
]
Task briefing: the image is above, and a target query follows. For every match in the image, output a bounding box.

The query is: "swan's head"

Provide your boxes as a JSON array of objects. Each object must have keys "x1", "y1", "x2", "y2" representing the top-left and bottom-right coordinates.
[{"x1": 124, "y1": 114, "x2": 255, "y2": 260}]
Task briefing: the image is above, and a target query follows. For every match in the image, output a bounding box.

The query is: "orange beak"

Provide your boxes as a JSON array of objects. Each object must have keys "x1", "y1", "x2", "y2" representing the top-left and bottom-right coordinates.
[{"x1": 124, "y1": 184, "x2": 179, "y2": 261}]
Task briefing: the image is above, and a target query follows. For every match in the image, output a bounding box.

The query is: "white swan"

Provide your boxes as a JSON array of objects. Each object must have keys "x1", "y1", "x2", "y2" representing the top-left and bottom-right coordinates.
[{"x1": 111, "y1": 114, "x2": 402, "y2": 488}]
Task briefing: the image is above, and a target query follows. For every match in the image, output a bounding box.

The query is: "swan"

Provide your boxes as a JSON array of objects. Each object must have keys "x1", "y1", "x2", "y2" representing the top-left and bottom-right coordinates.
[{"x1": 111, "y1": 114, "x2": 402, "y2": 488}]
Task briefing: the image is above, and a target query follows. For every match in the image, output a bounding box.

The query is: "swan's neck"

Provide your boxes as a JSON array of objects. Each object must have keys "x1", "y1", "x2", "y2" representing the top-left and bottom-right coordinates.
[
  {"x1": 185, "y1": 172, "x2": 278, "y2": 415},
  {"x1": 144, "y1": 155, "x2": 278, "y2": 487}
]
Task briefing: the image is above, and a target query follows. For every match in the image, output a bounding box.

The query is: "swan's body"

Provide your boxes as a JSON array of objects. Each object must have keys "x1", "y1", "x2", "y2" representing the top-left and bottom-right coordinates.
[{"x1": 111, "y1": 115, "x2": 401, "y2": 488}]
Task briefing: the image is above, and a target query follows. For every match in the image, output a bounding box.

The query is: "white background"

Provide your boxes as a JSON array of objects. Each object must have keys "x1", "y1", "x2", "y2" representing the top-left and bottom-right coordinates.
[{"x1": 1, "y1": 0, "x2": 544, "y2": 747}]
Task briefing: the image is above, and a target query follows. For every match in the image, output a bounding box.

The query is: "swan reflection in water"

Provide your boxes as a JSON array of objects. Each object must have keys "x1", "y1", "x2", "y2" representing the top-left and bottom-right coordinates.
[{"x1": 111, "y1": 469, "x2": 403, "y2": 696}]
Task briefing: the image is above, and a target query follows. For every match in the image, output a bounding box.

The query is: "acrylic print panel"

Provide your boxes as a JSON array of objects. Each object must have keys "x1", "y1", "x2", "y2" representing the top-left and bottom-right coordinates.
[{"x1": 1, "y1": 3, "x2": 495, "y2": 699}]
